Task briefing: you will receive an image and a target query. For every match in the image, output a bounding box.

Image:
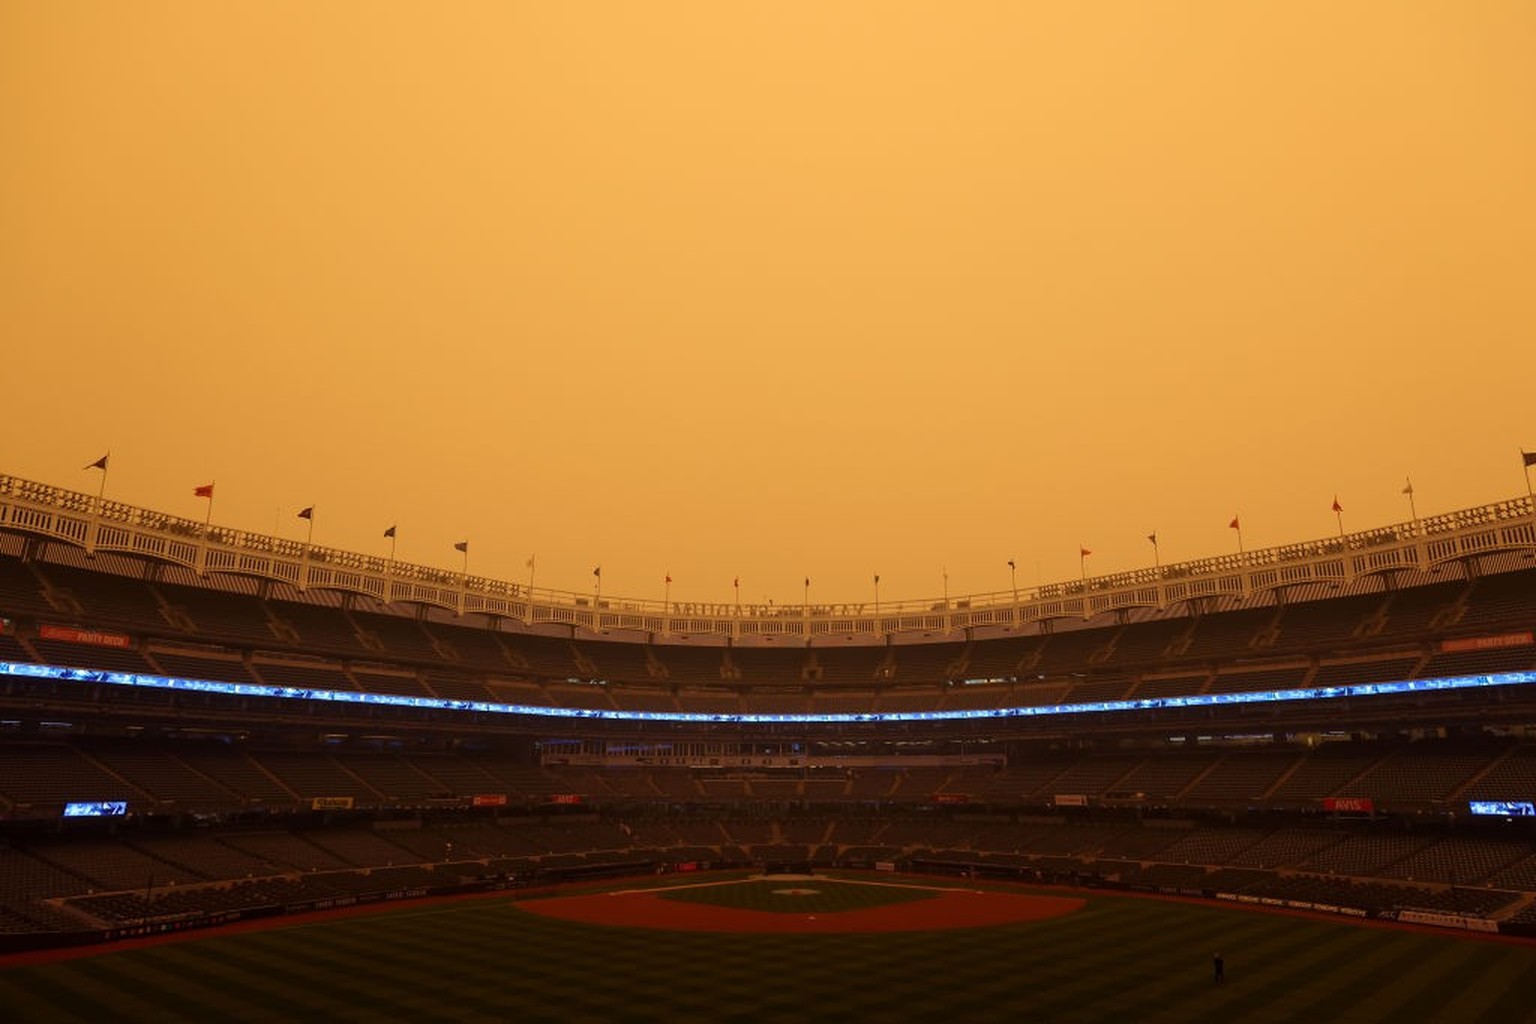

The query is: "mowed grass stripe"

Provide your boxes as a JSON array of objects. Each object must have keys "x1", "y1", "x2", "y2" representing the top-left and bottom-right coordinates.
[
  {"x1": 287, "y1": 910, "x2": 574, "y2": 1017},
  {"x1": 1421, "y1": 944, "x2": 1536, "y2": 1024},
  {"x1": 0, "y1": 970, "x2": 123, "y2": 1024},
  {"x1": 235, "y1": 925, "x2": 521, "y2": 1022},
  {"x1": 1209, "y1": 927, "x2": 1449, "y2": 1024},
  {"x1": 58, "y1": 951, "x2": 260, "y2": 1024},
  {"x1": 1348, "y1": 937, "x2": 1498, "y2": 1024},
  {"x1": 1132, "y1": 922, "x2": 1421, "y2": 1024},
  {"x1": 973, "y1": 906, "x2": 1284, "y2": 1020},
  {"x1": 1463, "y1": 954, "x2": 1536, "y2": 1024},
  {"x1": 105, "y1": 941, "x2": 350, "y2": 1023},
  {"x1": 2, "y1": 956, "x2": 178, "y2": 1023},
  {"x1": 173, "y1": 935, "x2": 420, "y2": 1021}
]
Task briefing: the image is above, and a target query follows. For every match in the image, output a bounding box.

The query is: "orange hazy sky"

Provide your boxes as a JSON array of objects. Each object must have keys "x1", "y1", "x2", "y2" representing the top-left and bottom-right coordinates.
[{"x1": 3, "y1": 3, "x2": 1534, "y2": 606}]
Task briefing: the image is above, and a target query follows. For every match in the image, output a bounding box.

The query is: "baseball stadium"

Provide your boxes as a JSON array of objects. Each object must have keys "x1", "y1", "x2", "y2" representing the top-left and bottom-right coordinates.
[
  {"x1": 7, "y1": 3, "x2": 1536, "y2": 1021},
  {"x1": 1, "y1": 475, "x2": 1534, "y2": 1021}
]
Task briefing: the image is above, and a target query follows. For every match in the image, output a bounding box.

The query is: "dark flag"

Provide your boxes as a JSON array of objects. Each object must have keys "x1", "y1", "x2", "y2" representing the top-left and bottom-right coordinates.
[
  {"x1": 297, "y1": 507, "x2": 314, "y2": 520},
  {"x1": 1147, "y1": 533, "x2": 1157, "y2": 546},
  {"x1": 1229, "y1": 516, "x2": 1240, "y2": 530},
  {"x1": 454, "y1": 541, "x2": 469, "y2": 553},
  {"x1": 383, "y1": 525, "x2": 396, "y2": 539},
  {"x1": 85, "y1": 454, "x2": 109, "y2": 471},
  {"x1": 1331, "y1": 497, "x2": 1343, "y2": 513},
  {"x1": 1524, "y1": 450, "x2": 1536, "y2": 468},
  {"x1": 194, "y1": 484, "x2": 214, "y2": 499}
]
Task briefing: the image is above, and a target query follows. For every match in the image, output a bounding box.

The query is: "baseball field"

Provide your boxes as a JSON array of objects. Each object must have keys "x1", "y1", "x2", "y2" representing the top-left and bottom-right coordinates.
[{"x1": 2, "y1": 873, "x2": 1533, "y2": 1022}]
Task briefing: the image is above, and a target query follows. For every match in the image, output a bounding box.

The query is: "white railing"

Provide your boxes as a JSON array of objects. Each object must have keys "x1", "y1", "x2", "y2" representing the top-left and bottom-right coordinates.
[{"x1": 1, "y1": 473, "x2": 1532, "y2": 639}]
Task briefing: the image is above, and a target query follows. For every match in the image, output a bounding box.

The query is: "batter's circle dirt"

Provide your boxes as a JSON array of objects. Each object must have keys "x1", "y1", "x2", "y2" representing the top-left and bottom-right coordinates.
[{"x1": 517, "y1": 886, "x2": 1085, "y2": 933}]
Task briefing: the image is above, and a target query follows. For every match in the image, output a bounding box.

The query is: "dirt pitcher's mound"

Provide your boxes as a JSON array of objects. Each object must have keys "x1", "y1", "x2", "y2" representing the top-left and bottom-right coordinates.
[{"x1": 518, "y1": 886, "x2": 1084, "y2": 934}]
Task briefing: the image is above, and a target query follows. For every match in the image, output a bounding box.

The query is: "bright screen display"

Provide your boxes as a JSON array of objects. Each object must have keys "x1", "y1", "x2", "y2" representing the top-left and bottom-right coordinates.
[
  {"x1": 63, "y1": 800, "x2": 128, "y2": 817},
  {"x1": 1468, "y1": 800, "x2": 1535, "y2": 817}
]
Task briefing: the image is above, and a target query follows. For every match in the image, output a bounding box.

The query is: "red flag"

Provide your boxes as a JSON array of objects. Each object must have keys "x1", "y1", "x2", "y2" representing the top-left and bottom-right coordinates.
[
  {"x1": 1229, "y1": 516, "x2": 1240, "y2": 530},
  {"x1": 1331, "y1": 497, "x2": 1343, "y2": 513},
  {"x1": 665, "y1": 574, "x2": 672, "y2": 584},
  {"x1": 194, "y1": 484, "x2": 214, "y2": 499},
  {"x1": 1079, "y1": 547, "x2": 1091, "y2": 558},
  {"x1": 733, "y1": 576, "x2": 739, "y2": 588}
]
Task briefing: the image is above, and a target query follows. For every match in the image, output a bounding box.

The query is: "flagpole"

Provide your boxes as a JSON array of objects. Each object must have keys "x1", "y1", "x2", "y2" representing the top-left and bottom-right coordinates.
[
  {"x1": 664, "y1": 574, "x2": 671, "y2": 613},
  {"x1": 1404, "y1": 477, "x2": 1418, "y2": 523},
  {"x1": 384, "y1": 528, "x2": 397, "y2": 595},
  {"x1": 1523, "y1": 450, "x2": 1535, "y2": 500},
  {"x1": 95, "y1": 456, "x2": 109, "y2": 511},
  {"x1": 84, "y1": 454, "x2": 110, "y2": 553},
  {"x1": 873, "y1": 573, "x2": 880, "y2": 616},
  {"x1": 205, "y1": 484, "x2": 216, "y2": 530},
  {"x1": 734, "y1": 576, "x2": 740, "y2": 610},
  {"x1": 525, "y1": 555, "x2": 536, "y2": 624},
  {"x1": 942, "y1": 568, "x2": 949, "y2": 610},
  {"x1": 1008, "y1": 560, "x2": 1018, "y2": 621},
  {"x1": 1148, "y1": 534, "x2": 1160, "y2": 573}
]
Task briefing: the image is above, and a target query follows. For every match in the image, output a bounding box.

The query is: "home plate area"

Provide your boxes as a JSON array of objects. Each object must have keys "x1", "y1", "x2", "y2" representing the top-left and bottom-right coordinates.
[{"x1": 517, "y1": 875, "x2": 1084, "y2": 933}]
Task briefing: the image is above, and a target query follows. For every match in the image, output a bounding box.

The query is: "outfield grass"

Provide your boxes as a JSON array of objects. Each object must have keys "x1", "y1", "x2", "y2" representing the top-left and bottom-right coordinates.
[{"x1": 2, "y1": 877, "x2": 1534, "y2": 1023}]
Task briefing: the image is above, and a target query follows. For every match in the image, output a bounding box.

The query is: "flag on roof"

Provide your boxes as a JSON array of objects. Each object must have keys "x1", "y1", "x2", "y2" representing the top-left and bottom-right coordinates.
[
  {"x1": 665, "y1": 574, "x2": 672, "y2": 584},
  {"x1": 1523, "y1": 450, "x2": 1536, "y2": 468},
  {"x1": 85, "y1": 454, "x2": 109, "y2": 471},
  {"x1": 1402, "y1": 478, "x2": 1414, "y2": 496},
  {"x1": 593, "y1": 566, "x2": 601, "y2": 577},
  {"x1": 194, "y1": 484, "x2": 214, "y2": 499},
  {"x1": 733, "y1": 576, "x2": 740, "y2": 588},
  {"x1": 1229, "y1": 516, "x2": 1240, "y2": 530},
  {"x1": 874, "y1": 574, "x2": 880, "y2": 585},
  {"x1": 297, "y1": 507, "x2": 314, "y2": 520},
  {"x1": 1147, "y1": 533, "x2": 1157, "y2": 546},
  {"x1": 383, "y1": 525, "x2": 396, "y2": 539},
  {"x1": 1332, "y1": 497, "x2": 1343, "y2": 513},
  {"x1": 1079, "y1": 547, "x2": 1091, "y2": 558},
  {"x1": 804, "y1": 577, "x2": 810, "y2": 587},
  {"x1": 454, "y1": 540, "x2": 468, "y2": 553}
]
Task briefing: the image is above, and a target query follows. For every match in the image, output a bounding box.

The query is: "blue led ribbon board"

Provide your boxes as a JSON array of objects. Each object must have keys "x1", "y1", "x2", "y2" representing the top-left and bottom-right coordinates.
[{"x1": 2, "y1": 660, "x2": 1534, "y2": 724}]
